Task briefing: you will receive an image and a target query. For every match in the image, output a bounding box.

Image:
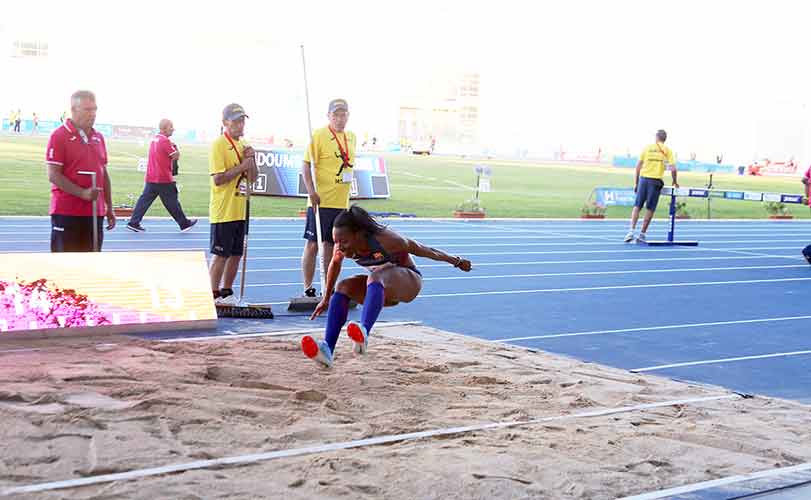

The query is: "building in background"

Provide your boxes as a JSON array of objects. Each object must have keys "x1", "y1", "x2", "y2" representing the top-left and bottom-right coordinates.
[{"x1": 397, "y1": 71, "x2": 480, "y2": 154}]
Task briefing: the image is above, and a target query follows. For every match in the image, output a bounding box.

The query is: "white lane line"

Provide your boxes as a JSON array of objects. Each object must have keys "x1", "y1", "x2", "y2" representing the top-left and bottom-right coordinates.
[
  {"x1": 159, "y1": 321, "x2": 422, "y2": 342},
  {"x1": 704, "y1": 246, "x2": 805, "y2": 261},
  {"x1": 495, "y1": 315, "x2": 811, "y2": 342},
  {"x1": 234, "y1": 255, "x2": 804, "y2": 273},
  {"x1": 619, "y1": 461, "x2": 811, "y2": 500},
  {"x1": 0, "y1": 394, "x2": 737, "y2": 497},
  {"x1": 632, "y1": 350, "x2": 811, "y2": 373},
  {"x1": 417, "y1": 277, "x2": 811, "y2": 299},
  {"x1": 241, "y1": 265, "x2": 808, "y2": 288}
]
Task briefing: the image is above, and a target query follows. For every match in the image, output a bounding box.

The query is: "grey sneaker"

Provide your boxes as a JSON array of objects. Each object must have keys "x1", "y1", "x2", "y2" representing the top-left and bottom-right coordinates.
[
  {"x1": 126, "y1": 223, "x2": 146, "y2": 233},
  {"x1": 636, "y1": 233, "x2": 647, "y2": 244},
  {"x1": 623, "y1": 231, "x2": 635, "y2": 243}
]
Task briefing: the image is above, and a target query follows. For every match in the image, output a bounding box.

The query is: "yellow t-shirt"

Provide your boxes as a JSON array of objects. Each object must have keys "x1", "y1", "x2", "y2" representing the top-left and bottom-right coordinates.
[
  {"x1": 639, "y1": 142, "x2": 675, "y2": 179},
  {"x1": 209, "y1": 134, "x2": 248, "y2": 224},
  {"x1": 304, "y1": 126, "x2": 356, "y2": 209}
]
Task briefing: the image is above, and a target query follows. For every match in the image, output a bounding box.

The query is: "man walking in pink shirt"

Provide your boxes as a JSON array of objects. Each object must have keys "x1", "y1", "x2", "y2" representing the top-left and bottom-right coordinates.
[{"x1": 126, "y1": 119, "x2": 197, "y2": 232}]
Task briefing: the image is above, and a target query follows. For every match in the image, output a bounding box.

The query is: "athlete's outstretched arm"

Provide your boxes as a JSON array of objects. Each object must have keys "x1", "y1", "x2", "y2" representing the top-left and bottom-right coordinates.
[{"x1": 406, "y1": 238, "x2": 471, "y2": 271}]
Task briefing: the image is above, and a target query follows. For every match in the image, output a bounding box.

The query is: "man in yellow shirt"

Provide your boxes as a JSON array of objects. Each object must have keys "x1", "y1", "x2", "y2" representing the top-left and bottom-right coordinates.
[
  {"x1": 300, "y1": 99, "x2": 356, "y2": 298},
  {"x1": 625, "y1": 129, "x2": 679, "y2": 243},
  {"x1": 209, "y1": 103, "x2": 258, "y2": 304}
]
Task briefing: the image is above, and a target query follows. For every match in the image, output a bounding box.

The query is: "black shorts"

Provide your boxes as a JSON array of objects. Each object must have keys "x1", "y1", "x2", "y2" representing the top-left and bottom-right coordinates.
[
  {"x1": 303, "y1": 207, "x2": 344, "y2": 243},
  {"x1": 210, "y1": 220, "x2": 246, "y2": 257},
  {"x1": 51, "y1": 215, "x2": 104, "y2": 252},
  {"x1": 634, "y1": 177, "x2": 665, "y2": 211}
]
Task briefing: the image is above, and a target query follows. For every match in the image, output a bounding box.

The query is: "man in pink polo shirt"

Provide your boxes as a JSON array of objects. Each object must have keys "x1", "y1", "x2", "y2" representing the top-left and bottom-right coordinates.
[
  {"x1": 46, "y1": 90, "x2": 116, "y2": 252},
  {"x1": 126, "y1": 119, "x2": 197, "y2": 232}
]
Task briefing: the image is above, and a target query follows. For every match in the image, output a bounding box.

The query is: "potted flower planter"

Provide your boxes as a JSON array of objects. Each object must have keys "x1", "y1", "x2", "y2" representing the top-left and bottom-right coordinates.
[
  {"x1": 580, "y1": 214, "x2": 605, "y2": 219},
  {"x1": 453, "y1": 210, "x2": 486, "y2": 219},
  {"x1": 769, "y1": 214, "x2": 793, "y2": 220},
  {"x1": 113, "y1": 207, "x2": 134, "y2": 218}
]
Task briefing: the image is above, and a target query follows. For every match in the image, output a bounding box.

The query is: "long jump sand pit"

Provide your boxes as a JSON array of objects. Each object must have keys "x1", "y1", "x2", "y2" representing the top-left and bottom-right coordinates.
[{"x1": 1, "y1": 325, "x2": 810, "y2": 499}]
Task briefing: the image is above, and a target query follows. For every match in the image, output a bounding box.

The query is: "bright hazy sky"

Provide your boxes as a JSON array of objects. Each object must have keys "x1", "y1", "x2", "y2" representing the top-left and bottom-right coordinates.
[{"x1": 2, "y1": 0, "x2": 810, "y2": 162}]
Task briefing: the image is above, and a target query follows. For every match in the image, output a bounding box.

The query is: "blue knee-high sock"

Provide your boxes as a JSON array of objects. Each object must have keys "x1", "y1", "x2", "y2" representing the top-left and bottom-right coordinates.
[
  {"x1": 325, "y1": 292, "x2": 350, "y2": 352},
  {"x1": 362, "y1": 282, "x2": 385, "y2": 334}
]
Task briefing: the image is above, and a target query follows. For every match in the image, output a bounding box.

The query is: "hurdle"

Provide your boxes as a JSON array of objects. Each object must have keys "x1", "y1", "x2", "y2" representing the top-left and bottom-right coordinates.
[
  {"x1": 641, "y1": 187, "x2": 698, "y2": 246},
  {"x1": 641, "y1": 187, "x2": 806, "y2": 247}
]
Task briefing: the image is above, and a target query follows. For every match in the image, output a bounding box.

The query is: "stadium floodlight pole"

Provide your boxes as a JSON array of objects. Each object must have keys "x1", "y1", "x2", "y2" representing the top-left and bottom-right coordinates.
[
  {"x1": 77, "y1": 171, "x2": 98, "y2": 252},
  {"x1": 300, "y1": 44, "x2": 327, "y2": 295}
]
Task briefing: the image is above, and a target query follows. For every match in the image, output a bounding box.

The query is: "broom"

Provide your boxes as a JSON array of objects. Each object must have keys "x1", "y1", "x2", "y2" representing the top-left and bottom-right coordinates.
[
  {"x1": 217, "y1": 167, "x2": 274, "y2": 319},
  {"x1": 288, "y1": 44, "x2": 328, "y2": 313}
]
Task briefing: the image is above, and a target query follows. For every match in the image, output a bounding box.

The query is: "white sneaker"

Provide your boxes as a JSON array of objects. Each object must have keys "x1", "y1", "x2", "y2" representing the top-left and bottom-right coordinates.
[
  {"x1": 636, "y1": 233, "x2": 647, "y2": 244},
  {"x1": 215, "y1": 295, "x2": 239, "y2": 306},
  {"x1": 623, "y1": 231, "x2": 635, "y2": 243},
  {"x1": 301, "y1": 336, "x2": 334, "y2": 368},
  {"x1": 347, "y1": 321, "x2": 369, "y2": 355}
]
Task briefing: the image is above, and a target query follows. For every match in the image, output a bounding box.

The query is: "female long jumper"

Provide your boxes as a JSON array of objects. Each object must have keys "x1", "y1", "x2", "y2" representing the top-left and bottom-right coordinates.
[{"x1": 302, "y1": 205, "x2": 472, "y2": 367}]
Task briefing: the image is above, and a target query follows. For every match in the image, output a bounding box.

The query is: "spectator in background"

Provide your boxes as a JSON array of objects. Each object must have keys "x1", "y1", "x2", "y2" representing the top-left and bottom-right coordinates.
[
  {"x1": 802, "y1": 165, "x2": 810, "y2": 206},
  {"x1": 31, "y1": 113, "x2": 39, "y2": 134},
  {"x1": 46, "y1": 90, "x2": 116, "y2": 252},
  {"x1": 13, "y1": 109, "x2": 21, "y2": 133},
  {"x1": 624, "y1": 129, "x2": 679, "y2": 244},
  {"x1": 126, "y1": 119, "x2": 197, "y2": 233}
]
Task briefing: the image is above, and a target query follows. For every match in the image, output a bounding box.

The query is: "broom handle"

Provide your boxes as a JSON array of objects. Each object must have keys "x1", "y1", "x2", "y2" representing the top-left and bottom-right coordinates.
[
  {"x1": 301, "y1": 44, "x2": 327, "y2": 294},
  {"x1": 239, "y1": 182, "x2": 250, "y2": 301}
]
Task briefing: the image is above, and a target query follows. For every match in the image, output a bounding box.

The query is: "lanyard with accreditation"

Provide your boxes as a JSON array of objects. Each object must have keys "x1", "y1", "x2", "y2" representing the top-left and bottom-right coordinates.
[
  {"x1": 329, "y1": 126, "x2": 354, "y2": 183},
  {"x1": 224, "y1": 132, "x2": 250, "y2": 196}
]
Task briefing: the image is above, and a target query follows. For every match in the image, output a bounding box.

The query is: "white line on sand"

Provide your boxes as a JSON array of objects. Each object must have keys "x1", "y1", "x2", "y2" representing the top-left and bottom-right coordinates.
[
  {"x1": 618, "y1": 461, "x2": 811, "y2": 500},
  {"x1": 0, "y1": 394, "x2": 736, "y2": 496}
]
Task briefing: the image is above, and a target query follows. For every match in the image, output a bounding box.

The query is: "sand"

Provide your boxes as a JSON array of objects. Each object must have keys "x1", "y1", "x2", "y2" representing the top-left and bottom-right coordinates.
[{"x1": 0, "y1": 325, "x2": 810, "y2": 499}]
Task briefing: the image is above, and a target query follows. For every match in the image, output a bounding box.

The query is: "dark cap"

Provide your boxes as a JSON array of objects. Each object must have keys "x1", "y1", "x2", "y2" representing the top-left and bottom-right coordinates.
[
  {"x1": 656, "y1": 129, "x2": 667, "y2": 142},
  {"x1": 328, "y1": 99, "x2": 348, "y2": 113},
  {"x1": 223, "y1": 103, "x2": 248, "y2": 121}
]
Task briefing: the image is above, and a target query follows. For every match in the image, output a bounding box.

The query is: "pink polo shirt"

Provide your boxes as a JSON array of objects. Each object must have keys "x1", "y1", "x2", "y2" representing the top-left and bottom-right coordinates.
[
  {"x1": 146, "y1": 133, "x2": 176, "y2": 183},
  {"x1": 46, "y1": 120, "x2": 108, "y2": 216}
]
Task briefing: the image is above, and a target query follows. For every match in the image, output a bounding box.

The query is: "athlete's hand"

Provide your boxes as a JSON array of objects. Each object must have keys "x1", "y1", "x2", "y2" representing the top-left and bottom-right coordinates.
[
  {"x1": 633, "y1": 184, "x2": 638, "y2": 193},
  {"x1": 309, "y1": 192, "x2": 321, "y2": 207},
  {"x1": 310, "y1": 297, "x2": 329, "y2": 320},
  {"x1": 673, "y1": 182, "x2": 680, "y2": 189},
  {"x1": 453, "y1": 256, "x2": 472, "y2": 272}
]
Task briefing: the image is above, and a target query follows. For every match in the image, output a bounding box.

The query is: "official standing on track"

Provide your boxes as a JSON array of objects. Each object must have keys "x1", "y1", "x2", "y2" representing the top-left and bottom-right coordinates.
[
  {"x1": 208, "y1": 104, "x2": 258, "y2": 305},
  {"x1": 299, "y1": 98, "x2": 356, "y2": 299},
  {"x1": 625, "y1": 129, "x2": 679, "y2": 243},
  {"x1": 46, "y1": 90, "x2": 115, "y2": 252}
]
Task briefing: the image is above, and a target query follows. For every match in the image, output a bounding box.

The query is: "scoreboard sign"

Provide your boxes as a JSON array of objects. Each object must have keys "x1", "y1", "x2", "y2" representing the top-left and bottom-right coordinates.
[{"x1": 251, "y1": 148, "x2": 391, "y2": 199}]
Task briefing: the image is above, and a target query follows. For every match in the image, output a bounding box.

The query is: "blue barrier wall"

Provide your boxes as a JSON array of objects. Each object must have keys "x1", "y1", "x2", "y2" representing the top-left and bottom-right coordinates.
[{"x1": 612, "y1": 156, "x2": 736, "y2": 174}]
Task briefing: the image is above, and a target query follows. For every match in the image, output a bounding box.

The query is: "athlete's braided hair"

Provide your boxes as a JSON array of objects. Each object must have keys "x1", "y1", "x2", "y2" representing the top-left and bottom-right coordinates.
[{"x1": 334, "y1": 205, "x2": 386, "y2": 234}]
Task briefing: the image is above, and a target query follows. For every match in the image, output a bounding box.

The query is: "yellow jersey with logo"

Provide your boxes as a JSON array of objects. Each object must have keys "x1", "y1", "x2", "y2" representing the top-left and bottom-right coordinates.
[
  {"x1": 304, "y1": 126, "x2": 356, "y2": 209},
  {"x1": 209, "y1": 134, "x2": 248, "y2": 224},
  {"x1": 639, "y1": 142, "x2": 675, "y2": 179}
]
